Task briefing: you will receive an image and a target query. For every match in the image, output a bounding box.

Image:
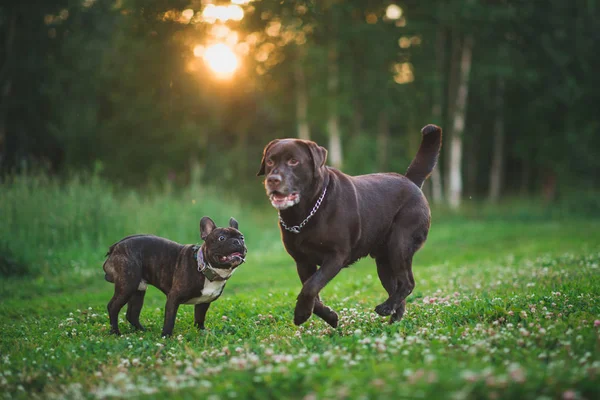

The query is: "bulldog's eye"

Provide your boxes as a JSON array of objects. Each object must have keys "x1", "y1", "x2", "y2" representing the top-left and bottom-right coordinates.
[
  {"x1": 239, "y1": 236, "x2": 244, "y2": 241},
  {"x1": 218, "y1": 236, "x2": 226, "y2": 241},
  {"x1": 266, "y1": 159, "x2": 274, "y2": 167},
  {"x1": 288, "y1": 159, "x2": 299, "y2": 166}
]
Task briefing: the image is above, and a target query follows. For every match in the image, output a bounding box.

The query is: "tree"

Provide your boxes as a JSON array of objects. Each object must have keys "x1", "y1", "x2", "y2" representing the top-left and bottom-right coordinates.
[{"x1": 488, "y1": 76, "x2": 505, "y2": 202}]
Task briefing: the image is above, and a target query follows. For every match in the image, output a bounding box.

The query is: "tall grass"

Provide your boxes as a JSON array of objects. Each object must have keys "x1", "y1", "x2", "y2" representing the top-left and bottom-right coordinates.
[
  {"x1": 0, "y1": 173, "x2": 280, "y2": 277},
  {"x1": 2, "y1": 172, "x2": 599, "y2": 278}
]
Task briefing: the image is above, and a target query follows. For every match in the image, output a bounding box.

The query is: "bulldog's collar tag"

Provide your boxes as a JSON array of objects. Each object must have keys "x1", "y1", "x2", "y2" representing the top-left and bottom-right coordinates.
[
  {"x1": 194, "y1": 246, "x2": 229, "y2": 282},
  {"x1": 279, "y1": 185, "x2": 327, "y2": 234}
]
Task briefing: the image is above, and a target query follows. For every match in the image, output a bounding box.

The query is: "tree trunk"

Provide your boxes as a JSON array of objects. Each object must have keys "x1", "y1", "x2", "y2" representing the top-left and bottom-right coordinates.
[
  {"x1": 430, "y1": 163, "x2": 443, "y2": 203},
  {"x1": 444, "y1": 29, "x2": 461, "y2": 201},
  {"x1": 377, "y1": 110, "x2": 389, "y2": 171},
  {"x1": 294, "y1": 48, "x2": 310, "y2": 140},
  {"x1": 488, "y1": 77, "x2": 505, "y2": 203},
  {"x1": 466, "y1": 124, "x2": 478, "y2": 196},
  {"x1": 520, "y1": 158, "x2": 531, "y2": 196},
  {"x1": 448, "y1": 34, "x2": 474, "y2": 209},
  {"x1": 429, "y1": 28, "x2": 446, "y2": 204},
  {"x1": 327, "y1": 41, "x2": 342, "y2": 168},
  {"x1": 0, "y1": 9, "x2": 17, "y2": 169}
]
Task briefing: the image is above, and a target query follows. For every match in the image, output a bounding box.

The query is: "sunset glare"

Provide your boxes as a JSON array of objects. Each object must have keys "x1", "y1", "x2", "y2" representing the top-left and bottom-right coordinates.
[
  {"x1": 202, "y1": 4, "x2": 244, "y2": 23},
  {"x1": 386, "y1": 4, "x2": 403, "y2": 20},
  {"x1": 203, "y1": 44, "x2": 239, "y2": 78}
]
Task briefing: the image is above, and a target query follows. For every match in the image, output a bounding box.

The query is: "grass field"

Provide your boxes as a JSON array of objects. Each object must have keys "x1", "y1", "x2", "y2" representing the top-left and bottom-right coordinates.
[{"x1": 1, "y1": 175, "x2": 599, "y2": 399}]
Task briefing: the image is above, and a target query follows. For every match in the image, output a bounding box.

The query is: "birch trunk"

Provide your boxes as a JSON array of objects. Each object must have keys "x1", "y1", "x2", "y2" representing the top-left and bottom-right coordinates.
[
  {"x1": 429, "y1": 28, "x2": 446, "y2": 203},
  {"x1": 294, "y1": 49, "x2": 310, "y2": 140},
  {"x1": 466, "y1": 123, "x2": 479, "y2": 196},
  {"x1": 430, "y1": 160, "x2": 443, "y2": 202},
  {"x1": 444, "y1": 29, "x2": 461, "y2": 201},
  {"x1": 448, "y1": 34, "x2": 474, "y2": 209},
  {"x1": 327, "y1": 42, "x2": 342, "y2": 168},
  {"x1": 488, "y1": 77, "x2": 505, "y2": 202}
]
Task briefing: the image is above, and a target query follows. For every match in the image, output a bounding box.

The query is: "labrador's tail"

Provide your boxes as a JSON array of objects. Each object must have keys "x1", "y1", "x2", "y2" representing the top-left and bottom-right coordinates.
[{"x1": 405, "y1": 124, "x2": 442, "y2": 189}]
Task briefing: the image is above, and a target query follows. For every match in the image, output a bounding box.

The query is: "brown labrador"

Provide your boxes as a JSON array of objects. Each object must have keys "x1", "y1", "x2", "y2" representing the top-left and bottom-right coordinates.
[{"x1": 257, "y1": 125, "x2": 442, "y2": 327}]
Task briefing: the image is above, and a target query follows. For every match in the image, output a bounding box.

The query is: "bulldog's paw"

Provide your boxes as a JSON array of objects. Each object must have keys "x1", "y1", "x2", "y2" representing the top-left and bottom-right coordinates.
[
  {"x1": 131, "y1": 324, "x2": 146, "y2": 331},
  {"x1": 374, "y1": 302, "x2": 394, "y2": 316},
  {"x1": 109, "y1": 328, "x2": 122, "y2": 336}
]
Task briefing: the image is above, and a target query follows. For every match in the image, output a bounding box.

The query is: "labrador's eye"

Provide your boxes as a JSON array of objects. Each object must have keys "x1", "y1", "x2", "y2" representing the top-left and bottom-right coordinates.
[
  {"x1": 218, "y1": 236, "x2": 226, "y2": 241},
  {"x1": 266, "y1": 159, "x2": 274, "y2": 167},
  {"x1": 288, "y1": 159, "x2": 299, "y2": 166}
]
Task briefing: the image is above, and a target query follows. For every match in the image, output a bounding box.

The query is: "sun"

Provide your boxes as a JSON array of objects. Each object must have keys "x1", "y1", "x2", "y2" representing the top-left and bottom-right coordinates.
[{"x1": 203, "y1": 44, "x2": 239, "y2": 78}]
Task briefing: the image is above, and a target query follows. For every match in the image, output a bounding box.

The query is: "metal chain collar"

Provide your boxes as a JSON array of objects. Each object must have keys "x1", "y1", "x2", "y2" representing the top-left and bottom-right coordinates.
[{"x1": 278, "y1": 186, "x2": 327, "y2": 234}]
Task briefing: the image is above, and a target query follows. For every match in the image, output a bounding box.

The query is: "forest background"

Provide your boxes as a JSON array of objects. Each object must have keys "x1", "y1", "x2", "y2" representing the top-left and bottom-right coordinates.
[{"x1": 2, "y1": 0, "x2": 599, "y2": 208}]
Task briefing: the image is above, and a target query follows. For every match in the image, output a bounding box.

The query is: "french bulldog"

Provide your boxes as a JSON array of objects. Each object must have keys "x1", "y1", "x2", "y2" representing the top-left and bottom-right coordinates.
[{"x1": 103, "y1": 216, "x2": 246, "y2": 337}]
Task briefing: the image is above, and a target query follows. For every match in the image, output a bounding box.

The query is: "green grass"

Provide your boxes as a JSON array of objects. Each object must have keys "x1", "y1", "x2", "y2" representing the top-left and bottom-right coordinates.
[{"x1": 1, "y1": 175, "x2": 599, "y2": 399}]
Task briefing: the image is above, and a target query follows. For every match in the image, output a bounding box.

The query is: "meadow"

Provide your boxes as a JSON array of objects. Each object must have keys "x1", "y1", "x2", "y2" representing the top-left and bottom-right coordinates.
[{"x1": 1, "y1": 175, "x2": 599, "y2": 399}]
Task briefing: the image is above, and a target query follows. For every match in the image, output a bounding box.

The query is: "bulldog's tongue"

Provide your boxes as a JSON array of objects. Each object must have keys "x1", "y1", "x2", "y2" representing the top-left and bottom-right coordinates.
[{"x1": 220, "y1": 252, "x2": 244, "y2": 262}]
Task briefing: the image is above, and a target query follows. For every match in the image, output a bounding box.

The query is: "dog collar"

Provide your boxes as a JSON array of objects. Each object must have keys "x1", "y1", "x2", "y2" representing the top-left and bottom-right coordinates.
[
  {"x1": 279, "y1": 185, "x2": 327, "y2": 234},
  {"x1": 193, "y1": 245, "x2": 233, "y2": 282}
]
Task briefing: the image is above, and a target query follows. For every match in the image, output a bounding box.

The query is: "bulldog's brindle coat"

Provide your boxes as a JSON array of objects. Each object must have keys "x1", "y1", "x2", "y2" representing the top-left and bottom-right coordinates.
[
  {"x1": 103, "y1": 217, "x2": 246, "y2": 337},
  {"x1": 258, "y1": 125, "x2": 442, "y2": 327}
]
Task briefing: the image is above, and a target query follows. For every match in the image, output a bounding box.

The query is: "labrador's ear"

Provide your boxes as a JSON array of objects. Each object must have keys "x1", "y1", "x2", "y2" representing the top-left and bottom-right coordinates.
[
  {"x1": 300, "y1": 140, "x2": 328, "y2": 172},
  {"x1": 257, "y1": 139, "x2": 280, "y2": 176},
  {"x1": 229, "y1": 217, "x2": 239, "y2": 230},
  {"x1": 200, "y1": 216, "x2": 217, "y2": 241}
]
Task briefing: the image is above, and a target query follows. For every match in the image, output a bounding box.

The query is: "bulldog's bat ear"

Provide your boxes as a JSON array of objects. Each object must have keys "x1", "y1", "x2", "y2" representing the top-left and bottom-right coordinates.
[
  {"x1": 302, "y1": 140, "x2": 328, "y2": 172},
  {"x1": 229, "y1": 217, "x2": 239, "y2": 230},
  {"x1": 257, "y1": 139, "x2": 280, "y2": 176},
  {"x1": 200, "y1": 216, "x2": 217, "y2": 241}
]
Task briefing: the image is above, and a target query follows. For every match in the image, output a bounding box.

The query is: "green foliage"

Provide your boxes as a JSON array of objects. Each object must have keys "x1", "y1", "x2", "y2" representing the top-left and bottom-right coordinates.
[
  {"x1": 2, "y1": 0, "x2": 598, "y2": 198},
  {"x1": 0, "y1": 172, "x2": 278, "y2": 279},
  {"x1": 0, "y1": 241, "x2": 28, "y2": 277}
]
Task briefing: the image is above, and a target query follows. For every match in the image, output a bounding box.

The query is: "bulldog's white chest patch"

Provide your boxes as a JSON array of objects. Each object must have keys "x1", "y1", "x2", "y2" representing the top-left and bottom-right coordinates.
[{"x1": 184, "y1": 280, "x2": 227, "y2": 304}]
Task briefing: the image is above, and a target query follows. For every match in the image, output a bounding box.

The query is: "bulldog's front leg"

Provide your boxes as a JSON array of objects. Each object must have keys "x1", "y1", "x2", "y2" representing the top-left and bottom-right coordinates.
[
  {"x1": 294, "y1": 259, "x2": 344, "y2": 326},
  {"x1": 161, "y1": 294, "x2": 181, "y2": 337},
  {"x1": 194, "y1": 303, "x2": 211, "y2": 330}
]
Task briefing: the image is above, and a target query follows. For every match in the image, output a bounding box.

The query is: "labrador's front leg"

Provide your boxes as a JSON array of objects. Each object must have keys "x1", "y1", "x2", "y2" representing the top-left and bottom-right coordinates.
[
  {"x1": 296, "y1": 262, "x2": 339, "y2": 328},
  {"x1": 294, "y1": 258, "x2": 344, "y2": 326}
]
